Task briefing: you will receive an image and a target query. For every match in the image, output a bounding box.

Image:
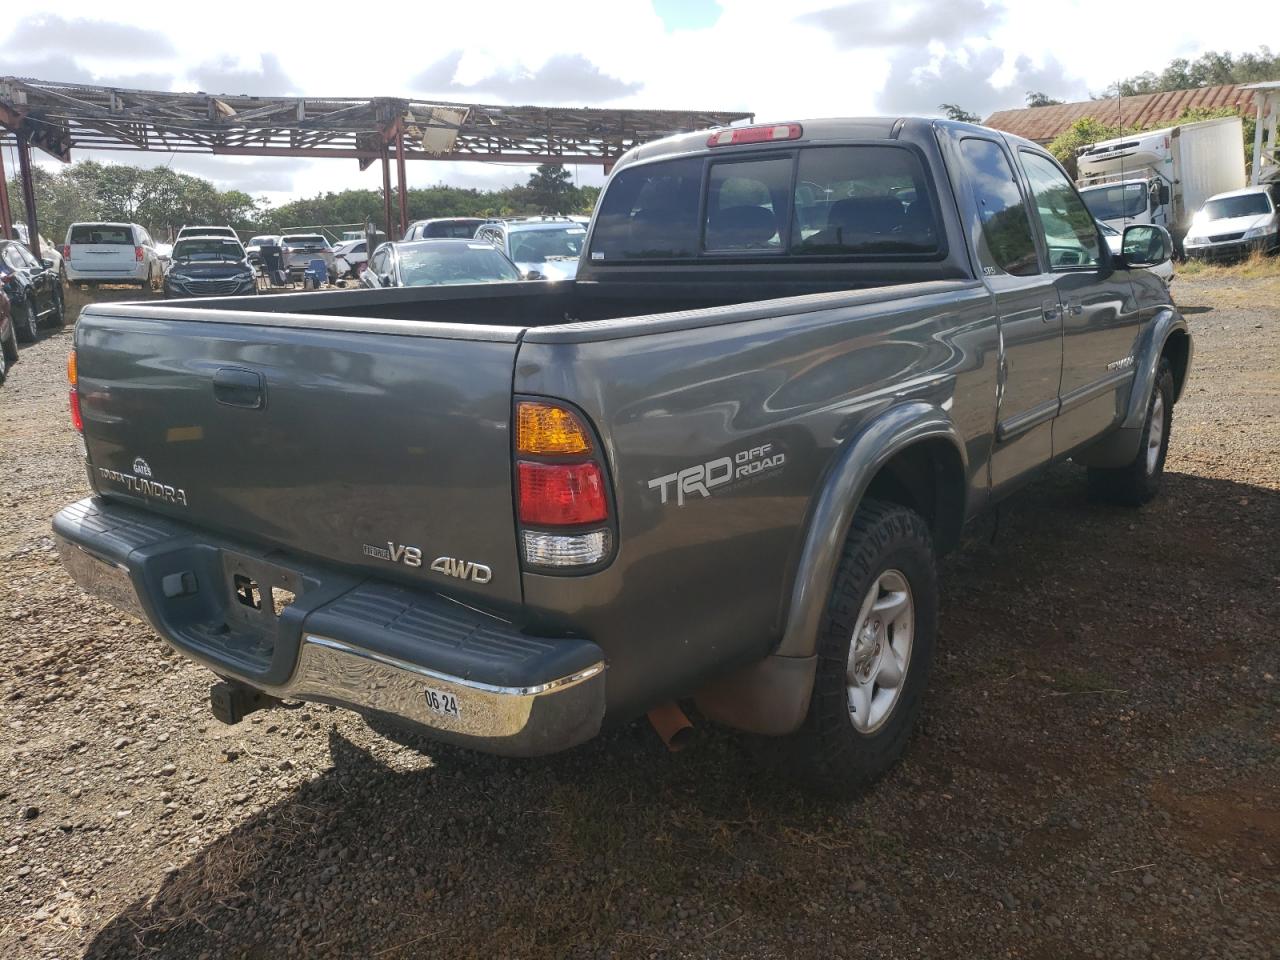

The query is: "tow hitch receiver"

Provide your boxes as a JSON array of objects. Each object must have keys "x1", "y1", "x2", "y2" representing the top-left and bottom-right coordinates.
[{"x1": 210, "y1": 680, "x2": 280, "y2": 725}]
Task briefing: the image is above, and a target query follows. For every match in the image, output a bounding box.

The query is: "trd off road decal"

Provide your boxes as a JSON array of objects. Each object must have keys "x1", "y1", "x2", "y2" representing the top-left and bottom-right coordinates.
[{"x1": 648, "y1": 443, "x2": 785, "y2": 507}]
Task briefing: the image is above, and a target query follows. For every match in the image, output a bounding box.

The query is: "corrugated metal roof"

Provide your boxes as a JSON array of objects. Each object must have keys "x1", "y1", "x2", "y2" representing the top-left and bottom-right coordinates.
[{"x1": 984, "y1": 83, "x2": 1261, "y2": 143}]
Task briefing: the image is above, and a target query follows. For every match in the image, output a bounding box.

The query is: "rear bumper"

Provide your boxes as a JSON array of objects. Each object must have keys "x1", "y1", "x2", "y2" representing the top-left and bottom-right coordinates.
[
  {"x1": 66, "y1": 263, "x2": 148, "y2": 282},
  {"x1": 53, "y1": 497, "x2": 606, "y2": 756}
]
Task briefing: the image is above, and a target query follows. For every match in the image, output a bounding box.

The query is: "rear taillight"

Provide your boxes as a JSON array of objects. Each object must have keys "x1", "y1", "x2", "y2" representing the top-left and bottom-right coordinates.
[
  {"x1": 514, "y1": 400, "x2": 613, "y2": 569},
  {"x1": 517, "y1": 461, "x2": 607, "y2": 526},
  {"x1": 61, "y1": 244, "x2": 71, "y2": 260},
  {"x1": 67, "y1": 349, "x2": 82, "y2": 433},
  {"x1": 134, "y1": 245, "x2": 143, "y2": 262}
]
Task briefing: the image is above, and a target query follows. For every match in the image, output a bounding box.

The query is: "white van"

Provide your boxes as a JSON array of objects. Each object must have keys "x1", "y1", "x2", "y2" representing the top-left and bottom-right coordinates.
[{"x1": 63, "y1": 222, "x2": 161, "y2": 289}]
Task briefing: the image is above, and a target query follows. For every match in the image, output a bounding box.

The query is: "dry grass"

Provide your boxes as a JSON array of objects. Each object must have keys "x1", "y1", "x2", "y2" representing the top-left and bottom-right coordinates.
[{"x1": 1177, "y1": 250, "x2": 1280, "y2": 280}]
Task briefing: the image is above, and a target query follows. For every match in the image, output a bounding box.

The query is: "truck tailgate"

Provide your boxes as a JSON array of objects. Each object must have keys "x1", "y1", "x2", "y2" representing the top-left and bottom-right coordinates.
[{"x1": 74, "y1": 307, "x2": 525, "y2": 608}]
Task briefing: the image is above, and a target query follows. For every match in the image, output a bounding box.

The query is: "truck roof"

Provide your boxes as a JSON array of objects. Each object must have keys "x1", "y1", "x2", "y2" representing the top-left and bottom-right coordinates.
[{"x1": 611, "y1": 117, "x2": 1041, "y2": 172}]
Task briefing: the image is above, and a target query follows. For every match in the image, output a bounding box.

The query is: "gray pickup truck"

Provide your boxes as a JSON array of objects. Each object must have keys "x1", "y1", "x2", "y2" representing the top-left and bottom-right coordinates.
[{"x1": 55, "y1": 118, "x2": 1190, "y2": 796}]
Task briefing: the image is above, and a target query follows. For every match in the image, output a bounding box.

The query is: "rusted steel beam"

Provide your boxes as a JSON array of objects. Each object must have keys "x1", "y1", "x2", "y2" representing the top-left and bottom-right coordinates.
[
  {"x1": 0, "y1": 145, "x2": 13, "y2": 240},
  {"x1": 15, "y1": 132, "x2": 41, "y2": 260},
  {"x1": 381, "y1": 150, "x2": 393, "y2": 241},
  {"x1": 395, "y1": 126, "x2": 408, "y2": 241}
]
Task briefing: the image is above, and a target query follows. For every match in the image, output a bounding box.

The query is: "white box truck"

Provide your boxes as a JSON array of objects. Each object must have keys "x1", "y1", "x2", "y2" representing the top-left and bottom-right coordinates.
[{"x1": 1076, "y1": 116, "x2": 1246, "y2": 251}]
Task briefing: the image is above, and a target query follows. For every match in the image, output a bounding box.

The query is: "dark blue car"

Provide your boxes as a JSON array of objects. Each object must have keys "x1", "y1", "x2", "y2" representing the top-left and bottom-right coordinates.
[{"x1": 164, "y1": 236, "x2": 257, "y2": 298}]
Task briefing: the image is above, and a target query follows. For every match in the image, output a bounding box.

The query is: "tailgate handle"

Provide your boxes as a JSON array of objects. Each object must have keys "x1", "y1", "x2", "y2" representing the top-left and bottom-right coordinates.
[{"x1": 213, "y1": 367, "x2": 265, "y2": 409}]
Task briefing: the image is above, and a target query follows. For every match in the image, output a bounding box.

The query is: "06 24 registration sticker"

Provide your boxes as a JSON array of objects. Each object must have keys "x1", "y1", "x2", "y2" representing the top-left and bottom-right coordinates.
[{"x1": 424, "y1": 687, "x2": 461, "y2": 719}]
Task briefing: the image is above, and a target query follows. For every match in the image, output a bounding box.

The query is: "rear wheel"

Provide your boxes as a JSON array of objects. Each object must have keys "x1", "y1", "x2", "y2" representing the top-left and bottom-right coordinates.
[
  {"x1": 13, "y1": 293, "x2": 39, "y2": 343},
  {"x1": 1088, "y1": 358, "x2": 1174, "y2": 506},
  {"x1": 0, "y1": 325, "x2": 13, "y2": 384},
  {"x1": 1, "y1": 322, "x2": 17, "y2": 367},
  {"x1": 42, "y1": 285, "x2": 65, "y2": 329},
  {"x1": 779, "y1": 499, "x2": 937, "y2": 798}
]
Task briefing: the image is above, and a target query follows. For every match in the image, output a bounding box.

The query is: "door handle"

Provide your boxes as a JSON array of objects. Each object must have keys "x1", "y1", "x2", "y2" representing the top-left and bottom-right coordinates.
[
  {"x1": 1042, "y1": 300, "x2": 1061, "y2": 323},
  {"x1": 212, "y1": 367, "x2": 265, "y2": 409},
  {"x1": 1069, "y1": 302, "x2": 1084, "y2": 316}
]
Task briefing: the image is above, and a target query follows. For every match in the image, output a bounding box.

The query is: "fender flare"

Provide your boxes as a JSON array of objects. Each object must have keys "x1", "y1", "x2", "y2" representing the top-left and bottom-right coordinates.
[
  {"x1": 1122, "y1": 307, "x2": 1191, "y2": 430},
  {"x1": 694, "y1": 401, "x2": 966, "y2": 736},
  {"x1": 775, "y1": 400, "x2": 966, "y2": 660}
]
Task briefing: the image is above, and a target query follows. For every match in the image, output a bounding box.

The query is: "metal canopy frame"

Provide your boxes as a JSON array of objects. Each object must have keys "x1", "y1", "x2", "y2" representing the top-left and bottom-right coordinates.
[{"x1": 0, "y1": 75, "x2": 752, "y2": 256}]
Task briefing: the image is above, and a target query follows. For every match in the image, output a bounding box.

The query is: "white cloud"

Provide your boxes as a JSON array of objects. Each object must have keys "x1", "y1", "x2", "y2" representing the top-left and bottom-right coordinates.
[{"x1": 5, "y1": 0, "x2": 1272, "y2": 203}]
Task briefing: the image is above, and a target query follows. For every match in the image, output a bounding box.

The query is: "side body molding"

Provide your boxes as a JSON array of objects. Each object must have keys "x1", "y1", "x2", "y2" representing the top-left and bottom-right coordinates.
[{"x1": 694, "y1": 401, "x2": 967, "y2": 735}]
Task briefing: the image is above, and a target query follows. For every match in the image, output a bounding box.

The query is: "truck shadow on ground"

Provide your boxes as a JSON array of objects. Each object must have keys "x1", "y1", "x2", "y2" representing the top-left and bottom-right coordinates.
[{"x1": 82, "y1": 467, "x2": 1280, "y2": 959}]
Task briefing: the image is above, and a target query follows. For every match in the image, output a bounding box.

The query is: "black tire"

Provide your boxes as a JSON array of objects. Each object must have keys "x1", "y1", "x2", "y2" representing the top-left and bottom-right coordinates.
[
  {"x1": 1087, "y1": 358, "x2": 1174, "y2": 507},
  {"x1": 780, "y1": 498, "x2": 938, "y2": 798},
  {"x1": 43, "y1": 285, "x2": 65, "y2": 329},
  {"x1": 0, "y1": 326, "x2": 11, "y2": 385},
  {"x1": 1, "y1": 322, "x2": 17, "y2": 367},
  {"x1": 13, "y1": 293, "x2": 39, "y2": 343}
]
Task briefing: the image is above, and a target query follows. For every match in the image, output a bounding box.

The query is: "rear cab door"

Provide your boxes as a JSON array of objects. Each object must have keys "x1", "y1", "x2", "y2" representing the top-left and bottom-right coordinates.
[
  {"x1": 1013, "y1": 148, "x2": 1144, "y2": 454},
  {"x1": 941, "y1": 128, "x2": 1063, "y2": 495}
]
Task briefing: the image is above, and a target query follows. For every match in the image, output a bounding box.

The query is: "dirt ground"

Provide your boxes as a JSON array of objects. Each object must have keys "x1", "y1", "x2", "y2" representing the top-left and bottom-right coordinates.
[{"x1": 1, "y1": 275, "x2": 1277, "y2": 959}]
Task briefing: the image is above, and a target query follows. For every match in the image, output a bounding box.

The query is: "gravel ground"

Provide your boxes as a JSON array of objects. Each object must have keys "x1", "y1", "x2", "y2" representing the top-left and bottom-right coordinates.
[{"x1": 1, "y1": 276, "x2": 1277, "y2": 959}]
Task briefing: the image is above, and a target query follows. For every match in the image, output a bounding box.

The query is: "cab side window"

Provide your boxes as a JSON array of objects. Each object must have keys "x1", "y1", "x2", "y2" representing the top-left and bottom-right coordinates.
[
  {"x1": 958, "y1": 138, "x2": 1039, "y2": 277},
  {"x1": 1019, "y1": 151, "x2": 1101, "y2": 269}
]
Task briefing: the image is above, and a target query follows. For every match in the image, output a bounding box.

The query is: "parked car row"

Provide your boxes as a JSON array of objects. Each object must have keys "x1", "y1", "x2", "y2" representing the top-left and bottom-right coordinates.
[{"x1": 0, "y1": 236, "x2": 64, "y2": 385}]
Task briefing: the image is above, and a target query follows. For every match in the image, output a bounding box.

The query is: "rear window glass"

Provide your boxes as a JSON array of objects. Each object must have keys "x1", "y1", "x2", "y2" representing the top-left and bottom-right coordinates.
[
  {"x1": 397, "y1": 243, "x2": 521, "y2": 285},
  {"x1": 423, "y1": 220, "x2": 484, "y2": 239},
  {"x1": 705, "y1": 157, "x2": 789, "y2": 252},
  {"x1": 589, "y1": 146, "x2": 940, "y2": 261},
  {"x1": 792, "y1": 147, "x2": 938, "y2": 255},
  {"x1": 70, "y1": 225, "x2": 133, "y2": 245},
  {"x1": 283, "y1": 235, "x2": 327, "y2": 246},
  {"x1": 590, "y1": 157, "x2": 703, "y2": 260}
]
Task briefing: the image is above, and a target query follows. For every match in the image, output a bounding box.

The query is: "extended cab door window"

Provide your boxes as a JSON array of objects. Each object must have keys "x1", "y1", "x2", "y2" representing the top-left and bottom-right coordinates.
[{"x1": 958, "y1": 138, "x2": 1040, "y2": 276}]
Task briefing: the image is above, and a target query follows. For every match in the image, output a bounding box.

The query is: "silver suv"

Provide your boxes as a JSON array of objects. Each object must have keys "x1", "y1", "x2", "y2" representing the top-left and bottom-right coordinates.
[{"x1": 473, "y1": 217, "x2": 586, "y2": 280}]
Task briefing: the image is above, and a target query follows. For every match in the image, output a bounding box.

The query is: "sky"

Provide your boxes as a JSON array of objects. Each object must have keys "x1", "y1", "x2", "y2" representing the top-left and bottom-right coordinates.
[{"x1": 0, "y1": 0, "x2": 1272, "y2": 206}]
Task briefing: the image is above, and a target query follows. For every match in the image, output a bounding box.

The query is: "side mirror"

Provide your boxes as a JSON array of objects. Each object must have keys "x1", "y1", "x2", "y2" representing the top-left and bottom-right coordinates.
[
  {"x1": 524, "y1": 269, "x2": 544, "y2": 281},
  {"x1": 40, "y1": 257, "x2": 54, "y2": 270},
  {"x1": 1121, "y1": 224, "x2": 1172, "y2": 267},
  {"x1": 1155, "y1": 182, "x2": 1171, "y2": 206}
]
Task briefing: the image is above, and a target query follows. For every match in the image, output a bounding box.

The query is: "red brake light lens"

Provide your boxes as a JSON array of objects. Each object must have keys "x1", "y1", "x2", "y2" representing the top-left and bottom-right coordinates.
[
  {"x1": 134, "y1": 245, "x2": 144, "y2": 262},
  {"x1": 517, "y1": 461, "x2": 607, "y2": 526},
  {"x1": 707, "y1": 123, "x2": 802, "y2": 147},
  {"x1": 62, "y1": 244, "x2": 71, "y2": 260},
  {"x1": 69, "y1": 389, "x2": 83, "y2": 433}
]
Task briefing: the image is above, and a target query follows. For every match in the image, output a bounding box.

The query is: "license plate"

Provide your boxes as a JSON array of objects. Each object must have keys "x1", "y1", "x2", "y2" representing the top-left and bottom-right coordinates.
[{"x1": 424, "y1": 687, "x2": 461, "y2": 719}]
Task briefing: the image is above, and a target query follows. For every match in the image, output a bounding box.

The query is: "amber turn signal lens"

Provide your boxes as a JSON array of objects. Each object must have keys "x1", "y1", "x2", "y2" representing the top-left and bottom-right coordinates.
[
  {"x1": 516, "y1": 401, "x2": 592, "y2": 455},
  {"x1": 67, "y1": 349, "x2": 77, "y2": 386}
]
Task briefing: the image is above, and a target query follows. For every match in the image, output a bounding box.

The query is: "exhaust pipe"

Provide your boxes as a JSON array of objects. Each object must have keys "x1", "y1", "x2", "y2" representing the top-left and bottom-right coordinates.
[{"x1": 647, "y1": 702, "x2": 693, "y2": 752}]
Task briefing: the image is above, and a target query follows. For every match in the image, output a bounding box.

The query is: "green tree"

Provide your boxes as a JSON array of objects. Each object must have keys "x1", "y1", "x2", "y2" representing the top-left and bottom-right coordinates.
[
  {"x1": 1026, "y1": 91, "x2": 1064, "y2": 108},
  {"x1": 1047, "y1": 117, "x2": 1122, "y2": 178},
  {"x1": 523, "y1": 163, "x2": 575, "y2": 214},
  {"x1": 939, "y1": 104, "x2": 982, "y2": 123},
  {"x1": 1103, "y1": 45, "x2": 1280, "y2": 97}
]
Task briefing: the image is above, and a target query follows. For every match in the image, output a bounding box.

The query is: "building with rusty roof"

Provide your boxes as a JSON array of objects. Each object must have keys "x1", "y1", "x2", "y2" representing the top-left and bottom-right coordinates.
[{"x1": 984, "y1": 83, "x2": 1258, "y2": 144}]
